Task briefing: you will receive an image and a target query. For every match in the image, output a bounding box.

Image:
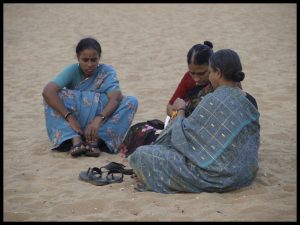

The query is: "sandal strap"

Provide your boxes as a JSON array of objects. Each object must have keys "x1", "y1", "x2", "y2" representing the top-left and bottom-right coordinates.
[
  {"x1": 71, "y1": 142, "x2": 85, "y2": 150},
  {"x1": 86, "y1": 167, "x2": 103, "y2": 178},
  {"x1": 107, "y1": 169, "x2": 124, "y2": 181},
  {"x1": 87, "y1": 142, "x2": 99, "y2": 148},
  {"x1": 104, "y1": 162, "x2": 125, "y2": 171},
  {"x1": 85, "y1": 143, "x2": 101, "y2": 153},
  {"x1": 103, "y1": 162, "x2": 133, "y2": 175},
  {"x1": 91, "y1": 167, "x2": 102, "y2": 175}
]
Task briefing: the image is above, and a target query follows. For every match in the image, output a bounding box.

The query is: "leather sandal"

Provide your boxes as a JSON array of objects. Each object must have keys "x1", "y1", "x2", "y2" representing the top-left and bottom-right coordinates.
[
  {"x1": 79, "y1": 167, "x2": 124, "y2": 186},
  {"x1": 84, "y1": 143, "x2": 101, "y2": 157},
  {"x1": 70, "y1": 142, "x2": 87, "y2": 157}
]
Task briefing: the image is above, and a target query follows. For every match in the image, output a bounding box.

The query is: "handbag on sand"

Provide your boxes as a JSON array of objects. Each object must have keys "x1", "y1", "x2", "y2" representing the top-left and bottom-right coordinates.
[{"x1": 119, "y1": 119, "x2": 164, "y2": 158}]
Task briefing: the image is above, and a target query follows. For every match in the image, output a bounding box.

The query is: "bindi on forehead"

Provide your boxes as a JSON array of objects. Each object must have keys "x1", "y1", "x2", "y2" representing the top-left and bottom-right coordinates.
[{"x1": 79, "y1": 53, "x2": 99, "y2": 61}]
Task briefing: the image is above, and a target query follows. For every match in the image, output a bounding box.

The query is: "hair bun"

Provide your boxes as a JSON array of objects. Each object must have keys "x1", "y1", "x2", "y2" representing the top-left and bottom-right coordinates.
[
  {"x1": 204, "y1": 41, "x2": 213, "y2": 49},
  {"x1": 235, "y1": 71, "x2": 245, "y2": 82}
]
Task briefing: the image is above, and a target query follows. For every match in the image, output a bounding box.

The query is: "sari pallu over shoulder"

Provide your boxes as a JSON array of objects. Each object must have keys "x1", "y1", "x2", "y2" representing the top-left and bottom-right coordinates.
[
  {"x1": 170, "y1": 86, "x2": 260, "y2": 169},
  {"x1": 74, "y1": 64, "x2": 118, "y2": 92}
]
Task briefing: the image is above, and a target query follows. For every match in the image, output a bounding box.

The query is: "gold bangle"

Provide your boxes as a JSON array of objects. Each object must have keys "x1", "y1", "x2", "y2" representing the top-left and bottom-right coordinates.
[{"x1": 171, "y1": 111, "x2": 177, "y2": 119}]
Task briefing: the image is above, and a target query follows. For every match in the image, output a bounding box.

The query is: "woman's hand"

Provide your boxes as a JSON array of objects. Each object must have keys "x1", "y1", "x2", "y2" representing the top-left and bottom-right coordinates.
[
  {"x1": 84, "y1": 117, "x2": 103, "y2": 143},
  {"x1": 83, "y1": 90, "x2": 121, "y2": 142},
  {"x1": 171, "y1": 98, "x2": 187, "y2": 118},
  {"x1": 173, "y1": 98, "x2": 187, "y2": 111},
  {"x1": 83, "y1": 90, "x2": 121, "y2": 143},
  {"x1": 67, "y1": 115, "x2": 84, "y2": 135}
]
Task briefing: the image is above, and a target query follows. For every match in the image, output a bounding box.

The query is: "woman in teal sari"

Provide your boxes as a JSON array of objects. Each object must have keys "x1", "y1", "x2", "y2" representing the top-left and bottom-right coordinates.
[
  {"x1": 128, "y1": 49, "x2": 260, "y2": 193},
  {"x1": 42, "y1": 37, "x2": 138, "y2": 157}
]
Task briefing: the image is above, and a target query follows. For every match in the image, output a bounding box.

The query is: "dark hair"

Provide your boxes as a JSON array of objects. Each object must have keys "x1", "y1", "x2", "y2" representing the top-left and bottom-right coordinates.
[
  {"x1": 76, "y1": 37, "x2": 102, "y2": 57},
  {"x1": 209, "y1": 49, "x2": 245, "y2": 82},
  {"x1": 187, "y1": 41, "x2": 214, "y2": 65}
]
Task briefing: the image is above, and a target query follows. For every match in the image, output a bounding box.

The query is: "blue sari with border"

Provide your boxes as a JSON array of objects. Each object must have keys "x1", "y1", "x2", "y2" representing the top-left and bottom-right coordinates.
[
  {"x1": 43, "y1": 64, "x2": 138, "y2": 153},
  {"x1": 128, "y1": 86, "x2": 260, "y2": 193}
]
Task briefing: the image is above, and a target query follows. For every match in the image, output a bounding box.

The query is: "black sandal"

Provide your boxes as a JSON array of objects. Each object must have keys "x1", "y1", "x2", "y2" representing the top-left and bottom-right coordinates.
[
  {"x1": 70, "y1": 142, "x2": 87, "y2": 157},
  {"x1": 79, "y1": 167, "x2": 124, "y2": 186},
  {"x1": 84, "y1": 143, "x2": 101, "y2": 157},
  {"x1": 102, "y1": 162, "x2": 134, "y2": 175}
]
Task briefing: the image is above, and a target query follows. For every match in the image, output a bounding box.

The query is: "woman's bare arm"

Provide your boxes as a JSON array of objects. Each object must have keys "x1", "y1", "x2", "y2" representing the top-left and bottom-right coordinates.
[
  {"x1": 99, "y1": 90, "x2": 123, "y2": 118},
  {"x1": 42, "y1": 82, "x2": 69, "y2": 117}
]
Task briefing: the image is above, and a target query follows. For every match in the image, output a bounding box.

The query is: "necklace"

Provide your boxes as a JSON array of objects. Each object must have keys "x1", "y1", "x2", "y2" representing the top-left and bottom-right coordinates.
[{"x1": 78, "y1": 76, "x2": 89, "y2": 86}]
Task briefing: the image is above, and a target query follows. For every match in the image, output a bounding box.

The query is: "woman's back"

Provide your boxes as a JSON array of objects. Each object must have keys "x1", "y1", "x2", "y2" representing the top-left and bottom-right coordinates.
[{"x1": 129, "y1": 86, "x2": 260, "y2": 193}]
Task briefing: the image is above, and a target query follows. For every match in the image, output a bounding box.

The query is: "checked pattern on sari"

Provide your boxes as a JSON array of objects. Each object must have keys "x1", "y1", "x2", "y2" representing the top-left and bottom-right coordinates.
[{"x1": 129, "y1": 86, "x2": 260, "y2": 193}]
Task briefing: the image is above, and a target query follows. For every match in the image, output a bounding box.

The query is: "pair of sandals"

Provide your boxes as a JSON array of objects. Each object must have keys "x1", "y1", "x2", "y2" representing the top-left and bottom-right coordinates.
[
  {"x1": 79, "y1": 162, "x2": 134, "y2": 186},
  {"x1": 70, "y1": 142, "x2": 101, "y2": 157}
]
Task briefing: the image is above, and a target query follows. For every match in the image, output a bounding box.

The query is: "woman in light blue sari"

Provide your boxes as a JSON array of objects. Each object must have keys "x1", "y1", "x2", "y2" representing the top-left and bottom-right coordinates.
[
  {"x1": 42, "y1": 37, "x2": 138, "y2": 157},
  {"x1": 129, "y1": 49, "x2": 260, "y2": 193}
]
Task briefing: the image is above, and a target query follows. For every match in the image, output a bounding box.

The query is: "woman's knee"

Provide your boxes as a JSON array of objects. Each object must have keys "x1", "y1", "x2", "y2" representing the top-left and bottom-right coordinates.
[
  {"x1": 128, "y1": 145, "x2": 146, "y2": 163},
  {"x1": 126, "y1": 96, "x2": 139, "y2": 109}
]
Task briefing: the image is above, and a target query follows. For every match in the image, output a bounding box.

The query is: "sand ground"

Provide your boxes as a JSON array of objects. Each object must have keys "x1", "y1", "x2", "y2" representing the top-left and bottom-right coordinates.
[{"x1": 3, "y1": 3, "x2": 297, "y2": 221}]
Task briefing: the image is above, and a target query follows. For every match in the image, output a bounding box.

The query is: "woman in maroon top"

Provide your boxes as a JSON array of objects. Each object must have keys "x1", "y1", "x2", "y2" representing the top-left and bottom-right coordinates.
[{"x1": 166, "y1": 41, "x2": 214, "y2": 119}]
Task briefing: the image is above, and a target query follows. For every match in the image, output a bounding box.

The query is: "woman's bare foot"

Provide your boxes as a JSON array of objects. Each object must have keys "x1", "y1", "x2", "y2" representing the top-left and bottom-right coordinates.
[
  {"x1": 130, "y1": 173, "x2": 138, "y2": 180},
  {"x1": 130, "y1": 173, "x2": 145, "y2": 191}
]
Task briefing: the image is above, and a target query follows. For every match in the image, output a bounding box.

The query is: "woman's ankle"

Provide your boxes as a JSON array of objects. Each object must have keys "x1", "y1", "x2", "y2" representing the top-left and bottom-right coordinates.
[
  {"x1": 89, "y1": 138, "x2": 99, "y2": 146},
  {"x1": 72, "y1": 136, "x2": 83, "y2": 146}
]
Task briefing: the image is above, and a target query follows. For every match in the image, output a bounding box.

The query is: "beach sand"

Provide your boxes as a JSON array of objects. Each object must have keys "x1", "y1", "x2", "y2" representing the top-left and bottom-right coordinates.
[{"x1": 3, "y1": 3, "x2": 296, "y2": 221}]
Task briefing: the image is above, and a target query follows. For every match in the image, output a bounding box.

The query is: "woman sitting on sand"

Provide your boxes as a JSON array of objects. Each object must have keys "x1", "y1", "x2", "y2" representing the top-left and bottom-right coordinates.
[
  {"x1": 166, "y1": 41, "x2": 214, "y2": 121},
  {"x1": 42, "y1": 37, "x2": 138, "y2": 157},
  {"x1": 129, "y1": 49, "x2": 260, "y2": 193}
]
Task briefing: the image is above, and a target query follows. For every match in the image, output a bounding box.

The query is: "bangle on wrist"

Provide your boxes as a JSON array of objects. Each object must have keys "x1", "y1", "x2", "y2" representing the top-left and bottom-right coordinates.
[
  {"x1": 64, "y1": 112, "x2": 72, "y2": 121},
  {"x1": 96, "y1": 113, "x2": 106, "y2": 121},
  {"x1": 177, "y1": 108, "x2": 185, "y2": 112}
]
